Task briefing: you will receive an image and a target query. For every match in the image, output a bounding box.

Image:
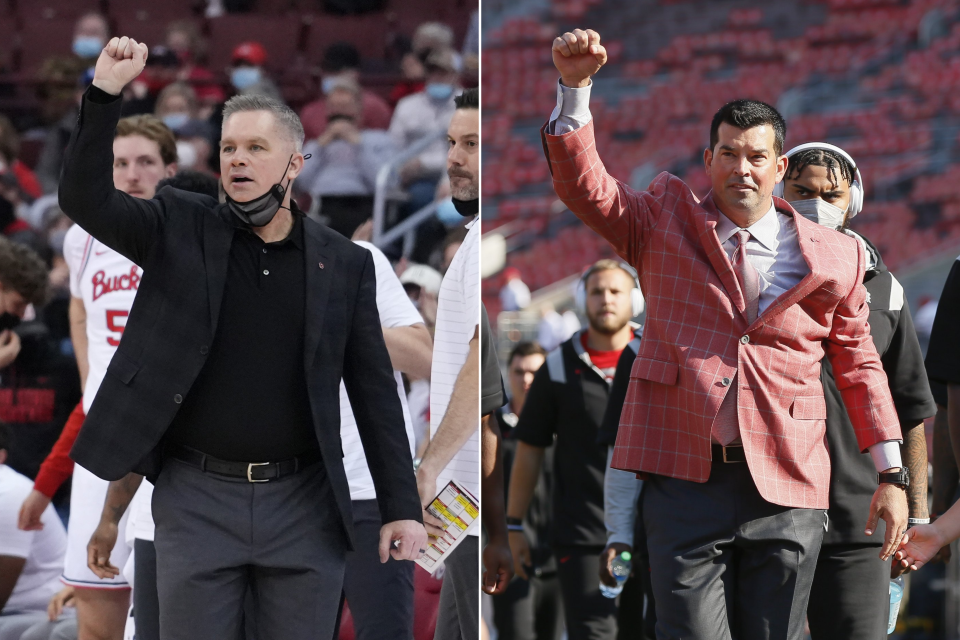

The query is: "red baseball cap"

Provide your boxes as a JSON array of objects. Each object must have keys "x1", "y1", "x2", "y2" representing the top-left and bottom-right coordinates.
[{"x1": 232, "y1": 41, "x2": 267, "y2": 66}]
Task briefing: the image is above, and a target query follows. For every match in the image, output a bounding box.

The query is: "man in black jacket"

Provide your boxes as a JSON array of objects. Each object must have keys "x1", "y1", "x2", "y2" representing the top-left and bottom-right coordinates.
[{"x1": 58, "y1": 36, "x2": 425, "y2": 639}]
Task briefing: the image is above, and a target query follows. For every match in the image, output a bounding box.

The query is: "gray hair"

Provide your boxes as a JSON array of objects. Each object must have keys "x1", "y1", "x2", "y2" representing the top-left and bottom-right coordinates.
[{"x1": 222, "y1": 94, "x2": 304, "y2": 152}]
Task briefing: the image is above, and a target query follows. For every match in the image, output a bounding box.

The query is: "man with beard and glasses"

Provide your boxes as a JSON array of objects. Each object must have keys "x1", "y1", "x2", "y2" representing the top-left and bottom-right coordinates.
[
  {"x1": 414, "y1": 87, "x2": 482, "y2": 640},
  {"x1": 506, "y1": 260, "x2": 640, "y2": 640},
  {"x1": 56, "y1": 36, "x2": 426, "y2": 639}
]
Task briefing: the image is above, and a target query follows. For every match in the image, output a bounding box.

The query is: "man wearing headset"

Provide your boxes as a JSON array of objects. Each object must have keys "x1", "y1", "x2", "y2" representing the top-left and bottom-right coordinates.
[
  {"x1": 505, "y1": 259, "x2": 642, "y2": 640},
  {"x1": 777, "y1": 143, "x2": 936, "y2": 640}
]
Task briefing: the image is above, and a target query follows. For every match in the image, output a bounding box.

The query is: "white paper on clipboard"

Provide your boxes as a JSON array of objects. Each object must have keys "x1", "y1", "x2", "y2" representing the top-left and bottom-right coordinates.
[{"x1": 415, "y1": 479, "x2": 479, "y2": 574}]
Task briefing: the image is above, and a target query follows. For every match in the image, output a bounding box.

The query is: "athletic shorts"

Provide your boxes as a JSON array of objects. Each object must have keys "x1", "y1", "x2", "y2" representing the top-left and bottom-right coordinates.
[{"x1": 62, "y1": 464, "x2": 132, "y2": 589}]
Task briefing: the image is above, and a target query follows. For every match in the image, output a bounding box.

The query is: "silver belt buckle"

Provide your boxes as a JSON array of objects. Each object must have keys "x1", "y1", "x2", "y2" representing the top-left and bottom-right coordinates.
[{"x1": 247, "y1": 462, "x2": 270, "y2": 483}]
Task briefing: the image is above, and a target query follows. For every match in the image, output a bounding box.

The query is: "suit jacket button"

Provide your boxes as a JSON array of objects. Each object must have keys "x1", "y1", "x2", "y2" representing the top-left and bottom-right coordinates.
[
  {"x1": 174, "y1": 394, "x2": 183, "y2": 404},
  {"x1": 740, "y1": 335, "x2": 750, "y2": 344},
  {"x1": 721, "y1": 377, "x2": 731, "y2": 386},
  {"x1": 200, "y1": 346, "x2": 208, "y2": 355}
]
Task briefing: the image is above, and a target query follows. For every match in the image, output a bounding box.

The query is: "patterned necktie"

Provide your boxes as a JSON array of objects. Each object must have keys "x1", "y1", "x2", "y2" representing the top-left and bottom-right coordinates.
[
  {"x1": 733, "y1": 229, "x2": 760, "y2": 324},
  {"x1": 711, "y1": 230, "x2": 760, "y2": 447}
]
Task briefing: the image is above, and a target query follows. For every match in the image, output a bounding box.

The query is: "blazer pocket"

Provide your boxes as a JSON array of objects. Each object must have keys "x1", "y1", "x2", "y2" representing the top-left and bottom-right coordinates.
[
  {"x1": 631, "y1": 357, "x2": 679, "y2": 386},
  {"x1": 106, "y1": 352, "x2": 141, "y2": 385},
  {"x1": 790, "y1": 395, "x2": 827, "y2": 420}
]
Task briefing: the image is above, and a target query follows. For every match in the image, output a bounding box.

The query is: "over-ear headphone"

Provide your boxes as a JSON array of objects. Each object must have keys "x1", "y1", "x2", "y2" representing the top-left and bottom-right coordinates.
[
  {"x1": 575, "y1": 261, "x2": 645, "y2": 318},
  {"x1": 773, "y1": 142, "x2": 864, "y2": 219}
]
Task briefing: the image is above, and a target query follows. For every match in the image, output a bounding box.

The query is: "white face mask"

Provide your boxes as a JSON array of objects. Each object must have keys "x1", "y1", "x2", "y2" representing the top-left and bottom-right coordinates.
[{"x1": 790, "y1": 198, "x2": 847, "y2": 231}]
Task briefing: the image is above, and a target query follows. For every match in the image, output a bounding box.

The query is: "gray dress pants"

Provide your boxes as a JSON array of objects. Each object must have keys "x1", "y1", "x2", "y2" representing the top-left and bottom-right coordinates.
[
  {"x1": 152, "y1": 459, "x2": 347, "y2": 640},
  {"x1": 642, "y1": 459, "x2": 826, "y2": 640}
]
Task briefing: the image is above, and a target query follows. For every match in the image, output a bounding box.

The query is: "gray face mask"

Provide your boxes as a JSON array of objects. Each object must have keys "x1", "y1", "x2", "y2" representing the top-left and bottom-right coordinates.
[
  {"x1": 790, "y1": 197, "x2": 847, "y2": 231},
  {"x1": 225, "y1": 155, "x2": 294, "y2": 227}
]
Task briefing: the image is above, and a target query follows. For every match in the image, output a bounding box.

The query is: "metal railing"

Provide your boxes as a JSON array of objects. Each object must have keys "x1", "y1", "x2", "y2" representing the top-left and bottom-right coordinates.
[{"x1": 372, "y1": 130, "x2": 447, "y2": 255}]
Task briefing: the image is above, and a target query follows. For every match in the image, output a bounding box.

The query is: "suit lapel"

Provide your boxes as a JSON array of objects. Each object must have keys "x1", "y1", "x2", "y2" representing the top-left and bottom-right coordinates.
[
  {"x1": 694, "y1": 193, "x2": 749, "y2": 321},
  {"x1": 754, "y1": 204, "x2": 825, "y2": 327},
  {"x1": 203, "y1": 208, "x2": 235, "y2": 337},
  {"x1": 303, "y1": 219, "x2": 334, "y2": 371}
]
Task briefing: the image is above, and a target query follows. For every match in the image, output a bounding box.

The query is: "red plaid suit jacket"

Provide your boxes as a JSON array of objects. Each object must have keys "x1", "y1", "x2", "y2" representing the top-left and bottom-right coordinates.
[{"x1": 542, "y1": 121, "x2": 901, "y2": 509}]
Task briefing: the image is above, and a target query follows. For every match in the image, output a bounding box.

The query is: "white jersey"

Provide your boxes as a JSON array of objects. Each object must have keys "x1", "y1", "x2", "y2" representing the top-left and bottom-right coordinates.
[{"x1": 63, "y1": 224, "x2": 142, "y2": 413}]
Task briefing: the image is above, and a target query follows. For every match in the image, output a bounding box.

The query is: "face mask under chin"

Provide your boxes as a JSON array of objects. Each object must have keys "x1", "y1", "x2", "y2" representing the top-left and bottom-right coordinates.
[{"x1": 226, "y1": 154, "x2": 294, "y2": 227}]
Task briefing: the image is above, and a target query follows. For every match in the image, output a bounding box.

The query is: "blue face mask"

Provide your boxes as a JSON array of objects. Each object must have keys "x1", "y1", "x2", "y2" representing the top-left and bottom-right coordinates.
[
  {"x1": 231, "y1": 67, "x2": 261, "y2": 91},
  {"x1": 435, "y1": 198, "x2": 461, "y2": 225},
  {"x1": 321, "y1": 77, "x2": 338, "y2": 95},
  {"x1": 162, "y1": 113, "x2": 190, "y2": 132},
  {"x1": 73, "y1": 36, "x2": 104, "y2": 59},
  {"x1": 425, "y1": 83, "x2": 454, "y2": 101}
]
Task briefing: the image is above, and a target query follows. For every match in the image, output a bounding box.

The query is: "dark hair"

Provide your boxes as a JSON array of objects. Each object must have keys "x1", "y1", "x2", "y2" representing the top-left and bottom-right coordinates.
[
  {"x1": 0, "y1": 236, "x2": 49, "y2": 306},
  {"x1": 0, "y1": 422, "x2": 9, "y2": 452},
  {"x1": 454, "y1": 88, "x2": 478, "y2": 111},
  {"x1": 322, "y1": 42, "x2": 361, "y2": 73},
  {"x1": 709, "y1": 99, "x2": 786, "y2": 156},
  {"x1": 508, "y1": 341, "x2": 546, "y2": 365},
  {"x1": 157, "y1": 170, "x2": 219, "y2": 200},
  {"x1": 784, "y1": 148, "x2": 855, "y2": 190}
]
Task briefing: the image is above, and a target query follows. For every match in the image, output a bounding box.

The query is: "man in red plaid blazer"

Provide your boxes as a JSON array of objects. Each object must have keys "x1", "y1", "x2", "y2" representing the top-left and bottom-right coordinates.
[{"x1": 541, "y1": 29, "x2": 909, "y2": 640}]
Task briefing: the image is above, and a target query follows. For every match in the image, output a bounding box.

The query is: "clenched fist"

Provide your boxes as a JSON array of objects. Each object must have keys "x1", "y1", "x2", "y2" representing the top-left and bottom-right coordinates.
[
  {"x1": 93, "y1": 36, "x2": 149, "y2": 96},
  {"x1": 552, "y1": 28, "x2": 607, "y2": 89}
]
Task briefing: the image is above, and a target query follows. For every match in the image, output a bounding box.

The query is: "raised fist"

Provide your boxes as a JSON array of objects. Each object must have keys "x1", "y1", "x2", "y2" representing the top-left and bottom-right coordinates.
[
  {"x1": 552, "y1": 29, "x2": 607, "y2": 89},
  {"x1": 93, "y1": 36, "x2": 149, "y2": 96}
]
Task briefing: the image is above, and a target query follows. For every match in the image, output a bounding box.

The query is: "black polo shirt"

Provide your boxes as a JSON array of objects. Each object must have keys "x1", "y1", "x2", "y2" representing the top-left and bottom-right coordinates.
[
  {"x1": 513, "y1": 331, "x2": 612, "y2": 549},
  {"x1": 597, "y1": 333, "x2": 642, "y2": 447},
  {"x1": 167, "y1": 213, "x2": 318, "y2": 462},
  {"x1": 821, "y1": 233, "x2": 936, "y2": 545},
  {"x1": 926, "y1": 256, "x2": 960, "y2": 388}
]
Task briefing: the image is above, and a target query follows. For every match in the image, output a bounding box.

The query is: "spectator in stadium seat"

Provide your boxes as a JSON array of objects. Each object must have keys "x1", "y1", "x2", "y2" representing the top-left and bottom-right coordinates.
[
  {"x1": 71, "y1": 13, "x2": 110, "y2": 64},
  {"x1": 499, "y1": 267, "x2": 531, "y2": 312},
  {"x1": 170, "y1": 120, "x2": 217, "y2": 176},
  {"x1": 507, "y1": 261, "x2": 639, "y2": 640},
  {"x1": 34, "y1": 57, "x2": 89, "y2": 194},
  {"x1": 229, "y1": 42, "x2": 282, "y2": 101},
  {"x1": 153, "y1": 82, "x2": 199, "y2": 134},
  {"x1": 777, "y1": 144, "x2": 935, "y2": 640},
  {"x1": 0, "y1": 115, "x2": 43, "y2": 201},
  {"x1": 300, "y1": 43, "x2": 393, "y2": 140},
  {"x1": 389, "y1": 41, "x2": 426, "y2": 107},
  {"x1": 389, "y1": 48, "x2": 461, "y2": 216},
  {"x1": 297, "y1": 78, "x2": 395, "y2": 238},
  {"x1": 0, "y1": 424, "x2": 73, "y2": 640},
  {"x1": 411, "y1": 23, "x2": 461, "y2": 71},
  {"x1": 164, "y1": 20, "x2": 224, "y2": 109}
]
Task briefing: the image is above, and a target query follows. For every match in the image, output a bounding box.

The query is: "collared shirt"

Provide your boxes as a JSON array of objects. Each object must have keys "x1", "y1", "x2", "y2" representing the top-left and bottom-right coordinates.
[
  {"x1": 388, "y1": 90, "x2": 457, "y2": 176},
  {"x1": 714, "y1": 203, "x2": 809, "y2": 315},
  {"x1": 299, "y1": 131, "x2": 396, "y2": 198},
  {"x1": 167, "y1": 213, "x2": 318, "y2": 462},
  {"x1": 548, "y1": 80, "x2": 902, "y2": 472}
]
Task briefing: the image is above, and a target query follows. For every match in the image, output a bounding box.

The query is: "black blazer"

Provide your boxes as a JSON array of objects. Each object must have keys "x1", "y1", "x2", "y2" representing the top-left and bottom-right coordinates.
[{"x1": 58, "y1": 89, "x2": 422, "y2": 546}]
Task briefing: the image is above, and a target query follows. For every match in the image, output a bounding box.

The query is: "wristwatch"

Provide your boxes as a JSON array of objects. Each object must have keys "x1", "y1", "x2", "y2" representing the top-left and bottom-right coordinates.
[{"x1": 877, "y1": 467, "x2": 910, "y2": 489}]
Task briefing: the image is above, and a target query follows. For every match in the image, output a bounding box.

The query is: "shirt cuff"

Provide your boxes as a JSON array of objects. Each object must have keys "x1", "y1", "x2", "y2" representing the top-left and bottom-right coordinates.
[
  {"x1": 869, "y1": 440, "x2": 903, "y2": 473},
  {"x1": 548, "y1": 79, "x2": 593, "y2": 136}
]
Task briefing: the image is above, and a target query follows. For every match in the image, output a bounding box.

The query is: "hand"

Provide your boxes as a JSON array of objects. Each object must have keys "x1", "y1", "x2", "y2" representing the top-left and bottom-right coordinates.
[
  {"x1": 508, "y1": 529, "x2": 532, "y2": 580},
  {"x1": 895, "y1": 523, "x2": 949, "y2": 572},
  {"x1": 552, "y1": 29, "x2": 607, "y2": 89},
  {"x1": 379, "y1": 519, "x2": 428, "y2": 562},
  {"x1": 415, "y1": 468, "x2": 446, "y2": 539},
  {"x1": 47, "y1": 586, "x2": 75, "y2": 621},
  {"x1": 86, "y1": 519, "x2": 120, "y2": 579},
  {"x1": 865, "y1": 482, "x2": 909, "y2": 561},
  {"x1": 351, "y1": 219, "x2": 373, "y2": 242},
  {"x1": 599, "y1": 542, "x2": 633, "y2": 588},
  {"x1": 93, "y1": 36, "x2": 149, "y2": 96},
  {"x1": 18, "y1": 489, "x2": 51, "y2": 531},
  {"x1": 0, "y1": 329, "x2": 21, "y2": 368},
  {"x1": 482, "y1": 539, "x2": 514, "y2": 595}
]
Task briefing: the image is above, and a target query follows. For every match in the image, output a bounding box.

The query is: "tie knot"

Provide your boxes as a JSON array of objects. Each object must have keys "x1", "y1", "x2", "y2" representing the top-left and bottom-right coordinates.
[{"x1": 736, "y1": 229, "x2": 751, "y2": 246}]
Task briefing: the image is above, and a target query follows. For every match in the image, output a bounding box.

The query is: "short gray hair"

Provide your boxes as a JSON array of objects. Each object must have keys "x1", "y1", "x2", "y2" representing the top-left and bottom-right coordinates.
[{"x1": 222, "y1": 94, "x2": 304, "y2": 152}]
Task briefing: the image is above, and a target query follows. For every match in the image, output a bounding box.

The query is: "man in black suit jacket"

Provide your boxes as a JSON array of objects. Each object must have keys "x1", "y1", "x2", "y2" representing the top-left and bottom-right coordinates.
[{"x1": 58, "y1": 37, "x2": 426, "y2": 639}]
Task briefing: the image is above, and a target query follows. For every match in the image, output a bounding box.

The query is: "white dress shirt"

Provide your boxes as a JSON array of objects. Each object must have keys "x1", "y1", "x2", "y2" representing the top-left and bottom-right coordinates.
[{"x1": 548, "y1": 80, "x2": 902, "y2": 481}]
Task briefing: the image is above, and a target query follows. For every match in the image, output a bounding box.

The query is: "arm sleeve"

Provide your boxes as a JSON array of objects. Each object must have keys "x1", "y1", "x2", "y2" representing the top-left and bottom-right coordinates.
[
  {"x1": 548, "y1": 79, "x2": 594, "y2": 135},
  {"x1": 353, "y1": 241, "x2": 423, "y2": 328},
  {"x1": 480, "y1": 305, "x2": 506, "y2": 417},
  {"x1": 604, "y1": 447, "x2": 641, "y2": 546},
  {"x1": 926, "y1": 258, "x2": 960, "y2": 385},
  {"x1": 342, "y1": 252, "x2": 423, "y2": 525},
  {"x1": 62, "y1": 224, "x2": 89, "y2": 298},
  {"x1": 58, "y1": 86, "x2": 166, "y2": 267},
  {"x1": 823, "y1": 240, "x2": 902, "y2": 451},
  {"x1": 33, "y1": 403, "x2": 86, "y2": 498},
  {"x1": 513, "y1": 364, "x2": 559, "y2": 447}
]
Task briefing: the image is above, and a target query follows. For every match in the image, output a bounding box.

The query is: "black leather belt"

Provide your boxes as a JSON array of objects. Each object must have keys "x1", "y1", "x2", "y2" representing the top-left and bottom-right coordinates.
[
  {"x1": 712, "y1": 444, "x2": 746, "y2": 463},
  {"x1": 169, "y1": 443, "x2": 321, "y2": 482}
]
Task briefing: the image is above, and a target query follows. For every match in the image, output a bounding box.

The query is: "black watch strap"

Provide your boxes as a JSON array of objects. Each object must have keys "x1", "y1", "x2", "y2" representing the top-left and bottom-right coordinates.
[
  {"x1": 878, "y1": 467, "x2": 910, "y2": 488},
  {"x1": 506, "y1": 516, "x2": 523, "y2": 526}
]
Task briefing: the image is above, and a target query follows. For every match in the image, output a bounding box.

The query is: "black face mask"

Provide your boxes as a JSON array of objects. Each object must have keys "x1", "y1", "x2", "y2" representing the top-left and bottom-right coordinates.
[
  {"x1": 451, "y1": 197, "x2": 478, "y2": 217},
  {"x1": 226, "y1": 154, "x2": 294, "y2": 227},
  {"x1": 0, "y1": 312, "x2": 21, "y2": 332}
]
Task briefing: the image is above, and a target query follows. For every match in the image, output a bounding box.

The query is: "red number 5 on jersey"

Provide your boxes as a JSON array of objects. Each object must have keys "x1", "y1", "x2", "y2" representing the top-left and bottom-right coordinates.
[{"x1": 106, "y1": 310, "x2": 129, "y2": 346}]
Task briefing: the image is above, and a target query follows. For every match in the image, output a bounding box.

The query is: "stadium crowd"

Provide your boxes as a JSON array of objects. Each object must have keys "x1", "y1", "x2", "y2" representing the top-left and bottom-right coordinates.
[{"x1": 0, "y1": 3, "x2": 478, "y2": 639}]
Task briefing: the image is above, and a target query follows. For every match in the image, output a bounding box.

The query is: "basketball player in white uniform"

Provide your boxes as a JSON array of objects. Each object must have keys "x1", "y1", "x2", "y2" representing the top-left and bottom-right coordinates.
[{"x1": 60, "y1": 114, "x2": 176, "y2": 640}]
